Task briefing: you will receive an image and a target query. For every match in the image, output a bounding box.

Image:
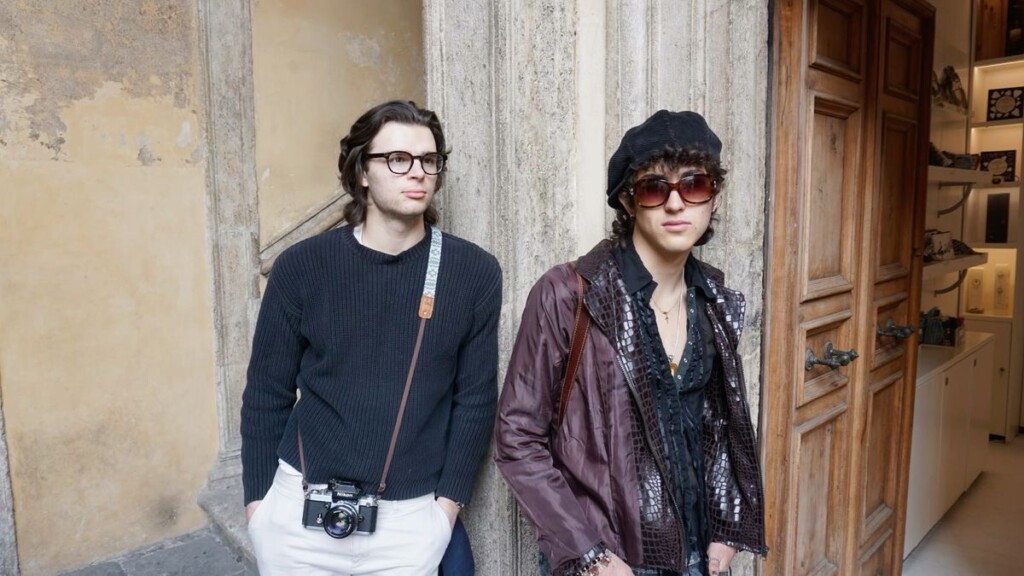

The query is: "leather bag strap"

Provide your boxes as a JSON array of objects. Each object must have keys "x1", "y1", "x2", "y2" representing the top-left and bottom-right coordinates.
[
  {"x1": 377, "y1": 315, "x2": 427, "y2": 498},
  {"x1": 377, "y1": 226, "x2": 443, "y2": 498},
  {"x1": 295, "y1": 318, "x2": 429, "y2": 497},
  {"x1": 557, "y1": 269, "x2": 590, "y2": 428}
]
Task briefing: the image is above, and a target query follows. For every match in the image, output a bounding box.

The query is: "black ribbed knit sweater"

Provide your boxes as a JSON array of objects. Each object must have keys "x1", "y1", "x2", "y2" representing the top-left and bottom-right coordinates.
[{"x1": 241, "y1": 225, "x2": 502, "y2": 506}]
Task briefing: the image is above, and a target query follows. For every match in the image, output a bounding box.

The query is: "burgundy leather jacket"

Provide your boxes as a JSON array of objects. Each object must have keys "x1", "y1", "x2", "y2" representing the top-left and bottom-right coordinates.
[{"x1": 494, "y1": 241, "x2": 766, "y2": 573}]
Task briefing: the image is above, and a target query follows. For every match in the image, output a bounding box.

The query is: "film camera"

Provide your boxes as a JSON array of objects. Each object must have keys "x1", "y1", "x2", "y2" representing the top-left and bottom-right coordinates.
[{"x1": 302, "y1": 479, "x2": 378, "y2": 538}]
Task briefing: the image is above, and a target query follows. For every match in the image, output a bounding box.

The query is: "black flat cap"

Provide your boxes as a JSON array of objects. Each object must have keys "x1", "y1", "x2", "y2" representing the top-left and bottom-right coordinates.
[{"x1": 606, "y1": 110, "x2": 722, "y2": 207}]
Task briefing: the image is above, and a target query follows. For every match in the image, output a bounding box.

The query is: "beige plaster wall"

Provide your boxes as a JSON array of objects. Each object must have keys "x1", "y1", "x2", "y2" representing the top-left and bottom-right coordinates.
[
  {"x1": 0, "y1": 2, "x2": 218, "y2": 574},
  {"x1": 252, "y1": 0, "x2": 425, "y2": 244}
]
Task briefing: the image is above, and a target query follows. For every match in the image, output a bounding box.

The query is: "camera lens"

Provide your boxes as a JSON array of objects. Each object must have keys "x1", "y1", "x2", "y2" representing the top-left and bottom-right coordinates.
[{"x1": 322, "y1": 503, "x2": 358, "y2": 539}]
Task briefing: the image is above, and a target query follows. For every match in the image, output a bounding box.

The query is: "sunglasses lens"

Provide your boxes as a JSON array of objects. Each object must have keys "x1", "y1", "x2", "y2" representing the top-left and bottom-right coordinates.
[
  {"x1": 680, "y1": 174, "x2": 715, "y2": 203},
  {"x1": 634, "y1": 180, "x2": 670, "y2": 207}
]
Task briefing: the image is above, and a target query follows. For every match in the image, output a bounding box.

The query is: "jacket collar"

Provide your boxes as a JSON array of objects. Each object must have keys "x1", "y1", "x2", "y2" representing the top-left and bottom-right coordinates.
[
  {"x1": 577, "y1": 240, "x2": 743, "y2": 345},
  {"x1": 613, "y1": 238, "x2": 715, "y2": 301}
]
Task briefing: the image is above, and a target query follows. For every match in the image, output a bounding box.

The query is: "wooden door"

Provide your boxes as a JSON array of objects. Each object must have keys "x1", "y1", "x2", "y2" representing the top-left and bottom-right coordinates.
[{"x1": 763, "y1": 1, "x2": 933, "y2": 575}]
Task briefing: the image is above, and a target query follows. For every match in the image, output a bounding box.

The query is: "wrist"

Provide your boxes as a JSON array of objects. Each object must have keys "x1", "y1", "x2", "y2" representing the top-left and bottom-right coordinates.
[
  {"x1": 571, "y1": 542, "x2": 612, "y2": 576},
  {"x1": 436, "y1": 496, "x2": 465, "y2": 510}
]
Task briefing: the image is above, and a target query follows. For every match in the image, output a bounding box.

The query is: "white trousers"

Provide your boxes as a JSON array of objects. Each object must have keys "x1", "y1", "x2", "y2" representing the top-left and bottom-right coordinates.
[{"x1": 247, "y1": 460, "x2": 453, "y2": 576}]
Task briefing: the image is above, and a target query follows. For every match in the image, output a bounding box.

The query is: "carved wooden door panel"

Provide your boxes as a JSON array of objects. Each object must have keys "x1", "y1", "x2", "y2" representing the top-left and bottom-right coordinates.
[
  {"x1": 763, "y1": 1, "x2": 932, "y2": 575},
  {"x1": 855, "y1": 3, "x2": 931, "y2": 574}
]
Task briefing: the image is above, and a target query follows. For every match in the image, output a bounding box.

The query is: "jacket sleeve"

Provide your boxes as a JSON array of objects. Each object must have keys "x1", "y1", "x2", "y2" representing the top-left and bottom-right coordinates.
[
  {"x1": 493, "y1": 266, "x2": 603, "y2": 570},
  {"x1": 703, "y1": 297, "x2": 768, "y2": 556}
]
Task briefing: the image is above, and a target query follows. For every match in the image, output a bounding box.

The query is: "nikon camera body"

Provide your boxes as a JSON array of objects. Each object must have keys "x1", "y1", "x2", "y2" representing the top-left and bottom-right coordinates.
[{"x1": 302, "y1": 479, "x2": 378, "y2": 538}]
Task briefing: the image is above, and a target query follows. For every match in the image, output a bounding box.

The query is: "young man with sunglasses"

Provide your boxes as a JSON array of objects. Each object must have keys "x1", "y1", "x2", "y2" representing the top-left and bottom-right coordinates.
[
  {"x1": 495, "y1": 111, "x2": 766, "y2": 576},
  {"x1": 242, "y1": 100, "x2": 501, "y2": 575}
]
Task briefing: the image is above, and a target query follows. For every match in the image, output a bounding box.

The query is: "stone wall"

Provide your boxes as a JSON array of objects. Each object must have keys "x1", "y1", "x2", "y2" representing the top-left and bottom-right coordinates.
[
  {"x1": 425, "y1": 1, "x2": 769, "y2": 574},
  {"x1": 0, "y1": 1, "x2": 769, "y2": 573},
  {"x1": 0, "y1": 1, "x2": 219, "y2": 573}
]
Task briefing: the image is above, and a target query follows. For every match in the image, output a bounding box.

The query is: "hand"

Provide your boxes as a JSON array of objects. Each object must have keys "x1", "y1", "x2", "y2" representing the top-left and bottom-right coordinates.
[
  {"x1": 707, "y1": 542, "x2": 736, "y2": 576},
  {"x1": 245, "y1": 500, "x2": 261, "y2": 523},
  {"x1": 598, "y1": 552, "x2": 634, "y2": 575},
  {"x1": 435, "y1": 496, "x2": 459, "y2": 528}
]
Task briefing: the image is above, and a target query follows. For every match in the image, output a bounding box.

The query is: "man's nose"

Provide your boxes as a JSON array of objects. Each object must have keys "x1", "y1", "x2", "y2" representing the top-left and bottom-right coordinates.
[
  {"x1": 664, "y1": 189, "x2": 686, "y2": 210},
  {"x1": 407, "y1": 158, "x2": 427, "y2": 178}
]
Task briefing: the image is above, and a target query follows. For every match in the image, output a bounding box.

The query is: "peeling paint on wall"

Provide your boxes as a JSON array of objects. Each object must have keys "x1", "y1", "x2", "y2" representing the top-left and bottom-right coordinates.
[{"x1": 0, "y1": 0, "x2": 197, "y2": 159}]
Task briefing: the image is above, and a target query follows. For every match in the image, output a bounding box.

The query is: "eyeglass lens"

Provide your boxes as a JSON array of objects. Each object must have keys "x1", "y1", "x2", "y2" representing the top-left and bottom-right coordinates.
[
  {"x1": 633, "y1": 174, "x2": 717, "y2": 207},
  {"x1": 386, "y1": 152, "x2": 444, "y2": 175}
]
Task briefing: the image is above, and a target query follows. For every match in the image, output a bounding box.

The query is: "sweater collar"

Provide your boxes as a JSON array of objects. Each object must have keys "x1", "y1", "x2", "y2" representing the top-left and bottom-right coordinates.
[{"x1": 340, "y1": 222, "x2": 433, "y2": 263}]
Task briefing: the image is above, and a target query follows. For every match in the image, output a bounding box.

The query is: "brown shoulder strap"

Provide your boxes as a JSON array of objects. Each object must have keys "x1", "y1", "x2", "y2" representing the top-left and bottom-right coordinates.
[
  {"x1": 298, "y1": 314, "x2": 427, "y2": 498},
  {"x1": 377, "y1": 315, "x2": 428, "y2": 498},
  {"x1": 557, "y1": 270, "x2": 590, "y2": 427}
]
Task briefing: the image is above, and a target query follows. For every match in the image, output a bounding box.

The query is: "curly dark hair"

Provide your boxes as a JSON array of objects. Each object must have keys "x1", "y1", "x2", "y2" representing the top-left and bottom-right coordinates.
[
  {"x1": 609, "y1": 147, "x2": 727, "y2": 246},
  {"x1": 338, "y1": 100, "x2": 449, "y2": 226}
]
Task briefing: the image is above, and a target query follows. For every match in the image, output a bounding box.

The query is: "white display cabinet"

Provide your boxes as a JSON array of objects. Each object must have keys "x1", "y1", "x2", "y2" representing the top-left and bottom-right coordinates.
[
  {"x1": 966, "y1": 54, "x2": 1024, "y2": 435},
  {"x1": 905, "y1": 334, "x2": 994, "y2": 557}
]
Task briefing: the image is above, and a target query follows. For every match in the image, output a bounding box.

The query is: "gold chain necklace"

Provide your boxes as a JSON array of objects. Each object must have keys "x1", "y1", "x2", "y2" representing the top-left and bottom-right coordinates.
[
  {"x1": 651, "y1": 289, "x2": 682, "y2": 321},
  {"x1": 654, "y1": 287, "x2": 685, "y2": 376}
]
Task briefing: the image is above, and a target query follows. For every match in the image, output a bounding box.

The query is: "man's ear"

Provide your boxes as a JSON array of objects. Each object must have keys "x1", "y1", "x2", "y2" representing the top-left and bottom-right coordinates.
[{"x1": 618, "y1": 191, "x2": 634, "y2": 216}]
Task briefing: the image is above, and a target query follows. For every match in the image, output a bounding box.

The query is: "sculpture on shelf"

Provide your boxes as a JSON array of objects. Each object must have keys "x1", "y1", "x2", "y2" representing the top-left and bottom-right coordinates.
[
  {"x1": 928, "y1": 142, "x2": 948, "y2": 167},
  {"x1": 965, "y1": 268, "x2": 984, "y2": 314},
  {"x1": 923, "y1": 229, "x2": 954, "y2": 262},
  {"x1": 935, "y1": 65, "x2": 969, "y2": 114},
  {"x1": 928, "y1": 141, "x2": 976, "y2": 170}
]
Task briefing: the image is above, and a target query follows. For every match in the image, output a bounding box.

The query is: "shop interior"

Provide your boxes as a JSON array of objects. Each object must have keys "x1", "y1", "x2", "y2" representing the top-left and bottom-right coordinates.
[{"x1": 904, "y1": 0, "x2": 1024, "y2": 571}]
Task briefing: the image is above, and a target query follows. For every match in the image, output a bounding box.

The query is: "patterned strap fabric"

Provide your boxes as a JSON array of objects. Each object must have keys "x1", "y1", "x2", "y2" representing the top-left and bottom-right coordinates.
[{"x1": 418, "y1": 225, "x2": 442, "y2": 319}]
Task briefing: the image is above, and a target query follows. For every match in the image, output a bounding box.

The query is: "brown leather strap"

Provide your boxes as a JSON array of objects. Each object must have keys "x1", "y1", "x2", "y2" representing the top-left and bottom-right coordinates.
[
  {"x1": 297, "y1": 316, "x2": 427, "y2": 497},
  {"x1": 557, "y1": 270, "x2": 590, "y2": 427},
  {"x1": 377, "y1": 315, "x2": 428, "y2": 498},
  {"x1": 297, "y1": 425, "x2": 308, "y2": 492}
]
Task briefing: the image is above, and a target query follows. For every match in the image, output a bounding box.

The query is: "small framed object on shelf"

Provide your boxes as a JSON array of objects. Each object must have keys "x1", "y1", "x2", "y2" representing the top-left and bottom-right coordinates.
[
  {"x1": 979, "y1": 150, "x2": 1017, "y2": 183},
  {"x1": 987, "y1": 87, "x2": 1024, "y2": 121}
]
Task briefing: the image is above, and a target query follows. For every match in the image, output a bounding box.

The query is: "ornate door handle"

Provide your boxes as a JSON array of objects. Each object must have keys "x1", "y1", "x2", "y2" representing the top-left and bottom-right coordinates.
[
  {"x1": 805, "y1": 341, "x2": 860, "y2": 371},
  {"x1": 877, "y1": 318, "x2": 915, "y2": 340}
]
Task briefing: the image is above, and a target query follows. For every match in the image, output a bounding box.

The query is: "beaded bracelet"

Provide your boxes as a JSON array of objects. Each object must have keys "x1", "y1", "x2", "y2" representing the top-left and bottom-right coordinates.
[{"x1": 573, "y1": 543, "x2": 612, "y2": 576}]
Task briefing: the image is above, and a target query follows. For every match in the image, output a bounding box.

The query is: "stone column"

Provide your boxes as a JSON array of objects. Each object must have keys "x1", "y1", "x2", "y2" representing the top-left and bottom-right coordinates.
[
  {"x1": 425, "y1": 1, "x2": 768, "y2": 574},
  {"x1": 196, "y1": 0, "x2": 261, "y2": 483},
  {"x1": 192, "y1": 0, "x2": 261, "y2": 558},
  {"x1": 0, "y1": 386, "x2": 18, "y2": 575},
  {"x1": 424, "y1": 1, "x2": 585, "y2": 573}
]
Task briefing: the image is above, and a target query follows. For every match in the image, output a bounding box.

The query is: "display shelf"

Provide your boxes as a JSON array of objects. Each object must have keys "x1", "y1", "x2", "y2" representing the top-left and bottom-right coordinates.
[
  {"x1": 970, "y1": 242, "x2": 1017, "y2": 250},
  {"x1": 922, "y1": 253, "x2": 989, "y2": 280},
  {"x1": 973, "y1": 118, "x2": 1024, "y2": 129},
  {"x1": 975, "y1": 180, "x2": 1021, "y2": 190},
  {"x1": 927, "y1": 166, "x2": 994, "y2": 186},
  {"x1": 975, "y1": 54, "x2": 1024, "y2": 70},
  {"x1": 964, "y1": 312, "x2": 1013, "y2": 322},
  {"x1": 932, "y1": 104, "x2": 968, "y2": 125}
]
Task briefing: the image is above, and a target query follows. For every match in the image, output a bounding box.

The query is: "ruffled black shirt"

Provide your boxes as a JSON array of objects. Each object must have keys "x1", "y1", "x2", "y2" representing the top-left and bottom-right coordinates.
[{"x1": 613, "y1": 240, "x2": 717, "y2": 574}]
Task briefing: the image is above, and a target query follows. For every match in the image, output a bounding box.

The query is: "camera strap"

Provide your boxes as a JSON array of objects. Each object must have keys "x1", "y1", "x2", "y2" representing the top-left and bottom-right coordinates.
[{"x1": 296, "y1": 226, "x2": 443, "y2": 498}]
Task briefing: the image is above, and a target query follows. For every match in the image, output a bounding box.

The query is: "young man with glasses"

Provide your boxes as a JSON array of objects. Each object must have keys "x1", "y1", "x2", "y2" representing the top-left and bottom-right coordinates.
[
  {"x1": 495, "y1": 111, "x2": 766, "y2": 576},
  {"x1": 242, "y1": 100, "x2": 501, "y2": 575}
]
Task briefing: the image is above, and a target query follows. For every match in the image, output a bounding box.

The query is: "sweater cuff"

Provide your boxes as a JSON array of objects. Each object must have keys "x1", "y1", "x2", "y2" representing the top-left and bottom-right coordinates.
[
  {"x1": 242, "y1": 442, "x2": 280, "y2": 505},
  {"x1": 434, "y1": 476, "x2": 473, "y2": 507}
]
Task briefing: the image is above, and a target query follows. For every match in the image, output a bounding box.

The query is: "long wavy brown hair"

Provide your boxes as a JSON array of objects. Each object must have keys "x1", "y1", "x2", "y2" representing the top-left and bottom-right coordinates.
[{"x1": 338, "y1": 100, "x2": 449, "y2": 226}]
